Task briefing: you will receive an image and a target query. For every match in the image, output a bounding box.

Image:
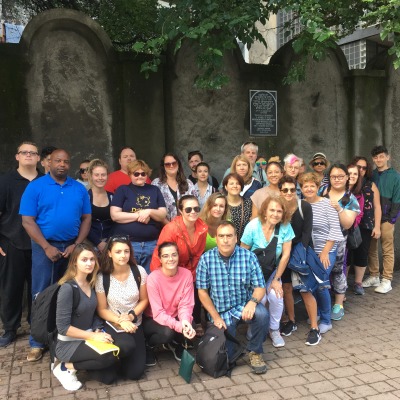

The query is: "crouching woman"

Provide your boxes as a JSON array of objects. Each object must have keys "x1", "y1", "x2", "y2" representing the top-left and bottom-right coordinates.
[
  {"x1": 143, "y1": 242, "x2": 196, "y2": 365},
  {"x1": 54, "y1": 244, "x2": 118, "y2": 391}
]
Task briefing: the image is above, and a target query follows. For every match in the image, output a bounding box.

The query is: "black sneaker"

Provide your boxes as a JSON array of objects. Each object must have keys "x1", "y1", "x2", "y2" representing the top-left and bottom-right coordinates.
[
  {"x1": 165, "y1": 341, "x2": 184, "y2": 362},
  {"x1": 145, "y1": 345, "x2": 157, "y2": 367},
  {"x1": 280, "y1": 320, "x2": 297, "y2": 337},
  {"x1": 305, "y1": 328, "x2": 321, "y2": 346},
  {"x1": 0, "y1": 331, "x2": 16, "y2": 348}
]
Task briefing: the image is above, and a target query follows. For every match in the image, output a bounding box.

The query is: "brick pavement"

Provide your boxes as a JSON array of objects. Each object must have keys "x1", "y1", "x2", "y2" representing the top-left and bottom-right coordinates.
[{"x1": 1, "y1": 276, "x2": 400, "y2": 400}]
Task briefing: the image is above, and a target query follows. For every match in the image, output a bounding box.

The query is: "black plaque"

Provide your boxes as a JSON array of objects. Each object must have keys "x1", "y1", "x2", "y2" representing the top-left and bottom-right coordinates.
[{"x1": 249, "y1": 90, "x2": 277, "y2": 136}]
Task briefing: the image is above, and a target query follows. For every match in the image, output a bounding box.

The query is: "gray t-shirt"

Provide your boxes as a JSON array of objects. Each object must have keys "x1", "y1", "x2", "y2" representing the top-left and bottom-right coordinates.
[{"x1": 55, "y1": 282, "x2": 102, "y2": 362}]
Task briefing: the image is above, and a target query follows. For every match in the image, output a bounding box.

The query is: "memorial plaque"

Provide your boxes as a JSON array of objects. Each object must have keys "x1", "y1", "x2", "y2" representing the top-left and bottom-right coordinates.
[{"x1": 249, "y1": 90, "x2": 277, "y2": 136}]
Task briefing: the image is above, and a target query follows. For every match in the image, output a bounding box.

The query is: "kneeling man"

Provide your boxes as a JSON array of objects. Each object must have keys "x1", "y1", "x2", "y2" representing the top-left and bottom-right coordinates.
[{"x1": 196, "y1": 221, "x2": 268, "y2": 374}]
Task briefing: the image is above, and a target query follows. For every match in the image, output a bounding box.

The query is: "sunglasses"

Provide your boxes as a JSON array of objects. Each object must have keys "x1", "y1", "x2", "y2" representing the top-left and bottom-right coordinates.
[
  {"x1": 312, "y1": 161, "x2": 326, "y2": 167},
  {"x1": 109, "y1": 235, "x2": 130, "y2": 242},
  {"x1": 357, "y1": 165, "x2": 367, "y2": 171},
  {"x1": 79, "y1": 168, "x2": 88, "y2": 174},
  {"x1": 132, "y1": 172, "x2": 146, "y2": 177},
  {"x1": 184, "y1": 206, "x2": 200, "y2": 214},
  {"x1": 256, "y1": 161, "x2": 267, "y2": 166},
  {"x1": 281, "y1": 188, "x2": 296, "y2": 194},
  {"x1": 164, "y1": 161, "x2": 177, "y2": 168}
]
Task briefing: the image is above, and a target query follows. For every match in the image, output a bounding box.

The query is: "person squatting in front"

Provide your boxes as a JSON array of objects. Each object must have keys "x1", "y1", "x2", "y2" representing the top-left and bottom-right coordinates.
[
  {"x1": 54, "y1": 244, "x2": 118, "y2": 391},
  {"x1": 196, "y1": 221, "x2": 269, "y2": 374}
]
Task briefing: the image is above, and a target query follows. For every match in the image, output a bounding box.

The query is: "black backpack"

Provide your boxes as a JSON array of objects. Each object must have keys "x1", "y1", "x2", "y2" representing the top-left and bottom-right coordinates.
[
  {"x1": 196, "y1": 324, "x2": 244, "y2": 378},
  {"x1": 102, "y1": 264, "x2": 141, "y2": 296},
  {"x1": 30, "y1": 280, "x2": 80, "y2": 368}
]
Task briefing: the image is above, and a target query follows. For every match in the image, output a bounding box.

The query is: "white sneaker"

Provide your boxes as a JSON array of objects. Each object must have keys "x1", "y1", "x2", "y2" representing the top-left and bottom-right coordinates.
[
  {"x1": 374, "y1": 278, "x2": 392, "y2": 294},
  {"x1": 362, "y1": 275, "x2": 380, "y2": 288},
  {"x1": 269, "y1": 329, "x2": 285, "y2": 347},
  {"x1": 53, "y1": 363, "x2": 82, "y2": 391}
]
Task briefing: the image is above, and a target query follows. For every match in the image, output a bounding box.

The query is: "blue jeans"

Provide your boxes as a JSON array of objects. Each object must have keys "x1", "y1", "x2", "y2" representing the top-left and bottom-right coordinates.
[
  {"x1": 226, "y1": 303, "x2": 269, "y2": 358},
  {"x1": 29, "y1": 240, "x2": 72, "y2": 348},
  {"x1": 131, "y1": 240, "x2": 157, "y2": 274},
  {"x1": 314, "y1": 250, "x2": 337, "y2": 326}
]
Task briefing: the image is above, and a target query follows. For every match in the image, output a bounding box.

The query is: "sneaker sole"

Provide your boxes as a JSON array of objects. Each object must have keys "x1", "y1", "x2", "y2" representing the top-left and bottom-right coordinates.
[
  {"x1": 331, "y1": 314, "x2": 344, "y2": 321},
  {"x1": 305, "y1": 336, "x2": 321, "y2": 346},
  {"x1": 281, "y1": 326, "x2": 297, "y2": 337},
  {"x1": 362, "y1": 281, "x2": 380, "y2": 288},
  {"x1": 374, "y1": 287, "x2": 392, "y2": 294},
  {"x1": 53, "y1": 368, "x2": 82, "y2": 391},
  {"x1": 271, "y1": 342, "x2": 285, "y2": 348},
  {"x1": 251, "y1": 367, "x2": 267, "y2": 374}
]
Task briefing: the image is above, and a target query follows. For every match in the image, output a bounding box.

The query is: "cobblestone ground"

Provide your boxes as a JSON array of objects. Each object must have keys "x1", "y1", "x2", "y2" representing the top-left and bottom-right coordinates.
[{"x1": 1, "y1": 276, "x2": 400, "y2": 400}]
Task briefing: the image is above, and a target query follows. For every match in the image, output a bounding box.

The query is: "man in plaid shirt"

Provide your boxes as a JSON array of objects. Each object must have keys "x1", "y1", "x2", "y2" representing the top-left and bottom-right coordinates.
[{"x1": 196, "y1": 221, "x2": 268, "y2": 374}]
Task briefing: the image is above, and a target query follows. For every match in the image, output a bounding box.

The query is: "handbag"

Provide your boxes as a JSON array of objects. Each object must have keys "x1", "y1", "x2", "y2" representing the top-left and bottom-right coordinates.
[
  {"x1": 179, "y1": 344, "x2": 195, "y2": 383},
  {"x1": 347, "y1": 225, "x2": 362, "y2": 250},
  {"x1": 253, "y1": 224, "x2": 280, "y2": 282}
]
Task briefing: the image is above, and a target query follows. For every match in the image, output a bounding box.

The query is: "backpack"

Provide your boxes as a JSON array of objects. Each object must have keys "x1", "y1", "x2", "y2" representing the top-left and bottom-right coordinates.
[
  {"x1": 196, "y1": 324, "x2": 244, "y2": 378},
  {"x1": 30, "y1": 280, "x2": 80, "y2": 368},
  {"x1": 102, "y1": 264, "x2": 141, "y2": 296}
]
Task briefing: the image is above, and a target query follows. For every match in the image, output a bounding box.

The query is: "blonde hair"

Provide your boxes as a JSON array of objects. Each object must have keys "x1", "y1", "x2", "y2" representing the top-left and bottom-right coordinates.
[
  {"x1": 258, "y1": 195, "x2": 291, "y2": 225},
  {"x1": 127, "y1": 159, "x2": 152, "y2": 177},
  {"x1": 230, "y1": 155, "x2": 253, "y2": 185},
  {"x1": 87, "y1": 159, "x2": 109, "y2": 189},
  {"x1": 199, "y1": 192, "x2": 230, "y2": 223},
  {"x1": 298, "y1": 172, "x2": 321, "y2": 188},
  {"x1": 59, "y1": 244, "x2": 99, "y2": 288}
]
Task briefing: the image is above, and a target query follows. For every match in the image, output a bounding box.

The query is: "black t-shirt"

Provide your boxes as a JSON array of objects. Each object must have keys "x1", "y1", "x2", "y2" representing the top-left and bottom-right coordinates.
[
  {"x1": 0, "y1": 169, "x2": 44, "y2": 249},
  {"x1": 111, "y1": 183, "x2": 166, "y2": 241},
  {"x1": 291, "y1": 200, "x2": 313, "y2": 248}
]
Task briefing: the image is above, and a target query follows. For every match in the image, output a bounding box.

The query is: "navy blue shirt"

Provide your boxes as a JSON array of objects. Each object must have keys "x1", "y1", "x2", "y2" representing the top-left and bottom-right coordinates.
[
  {"x1": 111, "y1": 183, "x2": 166, "y2": 241},
  {"x1": 19, "y1": 174, "x2": 91, "y2": 241}
]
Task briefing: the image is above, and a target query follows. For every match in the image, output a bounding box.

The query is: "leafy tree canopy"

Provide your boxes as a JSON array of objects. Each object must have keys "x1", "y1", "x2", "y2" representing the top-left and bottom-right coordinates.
[
  {"x1": 12, "y1": 0, "x2": 159, "y2": 48},
  {"x1": 8, "y1": 0, "x2": 399, "y2": 89}
]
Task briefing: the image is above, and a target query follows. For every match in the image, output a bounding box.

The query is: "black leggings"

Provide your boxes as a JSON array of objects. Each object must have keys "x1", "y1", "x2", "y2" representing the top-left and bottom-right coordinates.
[
  {"x1": 69, "y1": 342, "x2": 118, "y2": 385},
  {"x1": 142, "y1": 316, "x2": 184, "y2": 347},
  {"x1": 193, "y1": 286, "x2": 202, "y2": 324},
  {"x1": 104, "y1": 324, "x2": 146, "y2": 380}
]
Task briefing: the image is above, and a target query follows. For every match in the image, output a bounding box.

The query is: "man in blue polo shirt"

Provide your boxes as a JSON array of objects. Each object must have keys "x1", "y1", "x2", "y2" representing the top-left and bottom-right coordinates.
[
  {"x1": 196, "y1": 221, "x2": 268, "y2": 374},
  {"x1": 20, "y1": 149, "x2": 91, "y2": 362}
]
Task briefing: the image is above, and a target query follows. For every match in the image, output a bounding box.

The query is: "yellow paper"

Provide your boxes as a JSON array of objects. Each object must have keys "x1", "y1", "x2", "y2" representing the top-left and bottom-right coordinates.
[{"x1": 85, "y1": 340, "x2": 120, "y2": 356}]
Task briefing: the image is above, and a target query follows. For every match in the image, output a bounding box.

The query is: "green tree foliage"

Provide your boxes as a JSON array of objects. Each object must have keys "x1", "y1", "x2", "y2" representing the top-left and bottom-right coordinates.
[
  {"x1": 9, "y1": 0, "x2": 400, "y2": 88},
  {"x1": 133, "y1": 0, "x2": 399, "y2": 88},
  {"x1": 14, "y1": 0, "x2": 159, "y2": 49}
]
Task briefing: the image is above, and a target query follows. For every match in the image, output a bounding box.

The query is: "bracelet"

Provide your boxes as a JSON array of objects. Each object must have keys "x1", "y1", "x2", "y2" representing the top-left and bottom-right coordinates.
[
  {"x1": 338, "y1": 208, "x2": 344, "y2": 213},
  {"x1": 128, "y1": 309, "x2": 138, "y2": 323},
  {"x1": 74, "y1": 242, "x2": 80, "y2": 246}
]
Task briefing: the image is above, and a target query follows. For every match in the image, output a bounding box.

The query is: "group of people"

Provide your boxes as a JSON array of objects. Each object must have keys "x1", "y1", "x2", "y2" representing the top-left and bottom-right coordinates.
[{"x1": 0, "y1": 140, "x2": 399, "y2": 390}]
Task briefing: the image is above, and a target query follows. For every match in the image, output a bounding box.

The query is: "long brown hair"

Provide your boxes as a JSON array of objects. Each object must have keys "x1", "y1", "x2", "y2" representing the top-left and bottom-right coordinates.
[
  {"x1": 199, "y1": 192, "x2": 230, "y2": 223},
  {"x1": 159, "y1": 152, "x2": 188, "y2": 193},
  {"x1": 58, "y1": 243, "x2": 99, "y2": 288},
  {"x1": 99, "y1": 236, "x2": 137, "y2": 274}
]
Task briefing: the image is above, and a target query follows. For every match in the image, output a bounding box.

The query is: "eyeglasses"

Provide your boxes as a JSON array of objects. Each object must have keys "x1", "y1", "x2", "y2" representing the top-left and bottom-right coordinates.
[
  {"x1": 286, "y1": 165, "x2": 299, "y2": 170},
  {"x1": 79, "y1": 168, "x2": 88, "y2": 174},
  {"x1": 164, "y1": 161, "x2": 177, "y2": 168},
  {"x1": 255, "y1": 161, "x2": 267, "y2": 166},
  {"x1": 330, "y1": 175, "x2": 346, "y2": 181},
  {"x1": 184, "y1": 206, "x2": 200, "y2": 214},
  {"x1": 357, "y1": 165, "x2": 367, "y2": 171},
  {"x1": 132, "y1": 172, "x2": 146, "y2": 177},
  {"x1": 281, "y1": 188, "x2": 296, "y2": 194},
  {"x1": 312, "y1": 161, "x2": 326, "y2": 167},
  {"x1": 18, "y1": 151, "x2": 39, "y2": 156}
]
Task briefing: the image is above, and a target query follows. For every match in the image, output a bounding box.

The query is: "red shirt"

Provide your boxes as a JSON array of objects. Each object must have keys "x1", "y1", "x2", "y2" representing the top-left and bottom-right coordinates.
[
  {"x1": 104, "y1": 170, "x2": 151, "y2": 193},
  {"x1": 150, "y1": 216, "x2": 208, "y2": 281}
]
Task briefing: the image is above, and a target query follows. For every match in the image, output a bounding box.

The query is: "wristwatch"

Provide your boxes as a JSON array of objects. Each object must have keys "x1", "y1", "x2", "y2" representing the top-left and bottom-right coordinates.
[
  {"x1": 128, "y1": 309, "x2": 138, "y2": 323},
  {"x1": 250, "y1": 296, "x2": 259, "y2": 304}
]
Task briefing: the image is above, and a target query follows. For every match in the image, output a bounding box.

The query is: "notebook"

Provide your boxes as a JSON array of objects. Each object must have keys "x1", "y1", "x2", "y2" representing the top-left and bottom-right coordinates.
[
  {"x1": 85, "y1": 340, "x2": 120, "y2": 356},
  {"x1": 106, "y1": 320, "x2": 125, "y2": 333}
]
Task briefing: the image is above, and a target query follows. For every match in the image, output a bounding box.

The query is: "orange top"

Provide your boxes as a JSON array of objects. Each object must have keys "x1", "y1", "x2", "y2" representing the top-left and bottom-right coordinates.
[{"x1": 150, "y1": 216, "x2": 208, "y2": 281}]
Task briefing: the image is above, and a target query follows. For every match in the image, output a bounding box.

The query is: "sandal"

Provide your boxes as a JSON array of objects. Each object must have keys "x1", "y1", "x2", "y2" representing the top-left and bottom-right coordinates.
[{"x1": 194, "y1": 323, "x2": 204, "y2": 337}]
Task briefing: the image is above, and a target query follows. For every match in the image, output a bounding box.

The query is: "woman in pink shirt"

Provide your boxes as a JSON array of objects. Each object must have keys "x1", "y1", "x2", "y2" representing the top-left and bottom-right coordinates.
[{"x1": 144, "y1": 242, "x2": 196, "y2": 366}]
